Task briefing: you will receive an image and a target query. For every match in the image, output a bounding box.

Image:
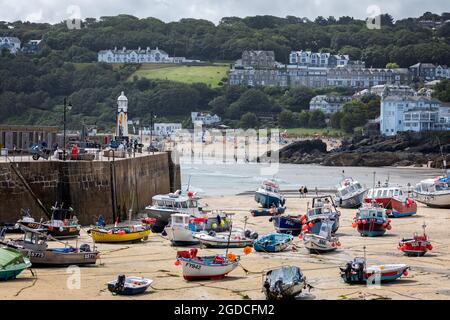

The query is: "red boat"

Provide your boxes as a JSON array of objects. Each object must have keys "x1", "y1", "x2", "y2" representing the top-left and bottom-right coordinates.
[
  {"x1": 398, "y1": 223, "x2": 433, "y2": 257},
  {"x1": 365, "y1": 186, "x2": 417, "y2": 218}
]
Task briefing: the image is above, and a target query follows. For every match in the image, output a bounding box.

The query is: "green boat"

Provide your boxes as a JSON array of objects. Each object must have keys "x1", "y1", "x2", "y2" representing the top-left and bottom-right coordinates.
[{"x1": 0, "y1": 247, "x2": 32, "y2": 281}]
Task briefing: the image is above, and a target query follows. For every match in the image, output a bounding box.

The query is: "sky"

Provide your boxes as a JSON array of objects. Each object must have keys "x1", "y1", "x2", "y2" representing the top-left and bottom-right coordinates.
[{"x1": 0, "y1": 0, "x2": 447, "y2": 24}]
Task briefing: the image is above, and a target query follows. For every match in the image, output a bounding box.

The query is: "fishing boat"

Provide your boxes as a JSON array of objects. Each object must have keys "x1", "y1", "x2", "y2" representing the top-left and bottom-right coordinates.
[
  {"x1": 303, "y1": 219, "x2": 340, "y2": 253},
  {"x1": 352, "y1": 201, "x2": 391, "y2": 237},
  {"x1": 0, "y1": 247, "x2": 32, "y2": 281},
  {"x1": 398, "y1": 223, "x2": 433, "y2": 257},
  {"x1": 340, "y1": 257, "x2": 409, "y2": 284},
  {"x1": 271, "y1": 215, "x2": 303, "y2": 236},
  {"x1": 1, "y1": 225, "x2": 99, "y2": 267},
  {"x1": 194, "y1": 229, "x2": 257, "y2": 248},
  {"x1": 262, "y1": 266, "x2": 309, "y2": 300},
  {"x1": 413, "y1": 175, "x2": 450, "y2": 208},
  {"x1": 107, "y1": 275, "x2": 153, "y2": 295},
  {"x1": 253, "y1": 233, "x2": 293, "y2": 253},
  {"x1": 365, "y1": 185, "x2": 417, "y2": 218},
  {"x1": 88, "y1": 224, "x2": 151, "y2": 243},
  {"x1": 164, "y1": 214, "x2": 200, "y2": 246},
  {"x1": 176, "y1": 248, "x2": 240, "y2": 281},
  {"x1": 17, "y1": 206, "x2": 81, "y2": 239},
  {"x1": 334, "y1": 177, "x2": 368, "y2": 208},
  {"x1": 255, "y1": 180, "x2": 286, "y2": 209},
  {"x1": 251, "y1": 206, "x2": 285, "y2": 217},
  {"x1": 302, "y1": 196, "x2": 340, "y2": 235}
]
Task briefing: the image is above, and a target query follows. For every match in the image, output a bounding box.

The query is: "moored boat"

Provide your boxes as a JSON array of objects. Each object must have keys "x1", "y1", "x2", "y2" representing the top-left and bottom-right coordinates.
[
  {"x1": 413, "y1": 175, "x2": 450, "y2": 209},
  {"x1": 365, "y1": 185, "x2": 417, "y2": 218},
  {"x1": 335, "y1": 177, "x2": 368, "y2": 208},
  {"x1": 0, "y1": 247, "x2": 32, "y2": 281},
  {"x1": 107, "y1": 275, "x2": 153, "y2": 295},
  {"x1": 262, "y1": 266, "x2": 309, "y2": 300},
  {"x1": 302, "y1": 196, "x2": 340, "y2": 235},
  {"x1": 194, "y1": 229, "x2": 257, "y2": 248},
  {"x1": 340, "y1": 257, "x2": 409, "y2": 284},
  {"x1": 255, "y1": 180, "x2": 286, "y2": 209},
  {"x1": 176, "y1": 248, "x2": 240, "y2": 281},
  {"x1": 271, "y1": 215, "x2": 303, "y2": 236},
  {"x1": 164, "y1": 214, "x2": 200, "y2": 246},
  {"x1": 253, "y1": 233, "x2": 293, "y2": 253},
  {"x1": 352, "y1": 202, "x2": 391, "y2": 237},
  {"x1": 398, "y1": 223, "x2": 433, "y2": 257},
  {"x1": 88, "y1": 225, "x2": 151, "y2": 243},
  {"x1": 2, "y1": 225, "x2": 99, "y2": 267},
  {"x1": 251, "y1": 206, "x2": 285, "y2": 217},
  {"x1": 302, "y1": 219, "x2": 340, "y2": 253}
]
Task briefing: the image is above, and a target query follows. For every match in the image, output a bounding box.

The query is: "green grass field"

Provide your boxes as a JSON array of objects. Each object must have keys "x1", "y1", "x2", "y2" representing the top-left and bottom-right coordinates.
[
  {"x1": 132, "y1": 64, "x2": 229, "y2": 87},
  {"x1": 285, "y1": 128, "x2": 348, "y2": 138}
]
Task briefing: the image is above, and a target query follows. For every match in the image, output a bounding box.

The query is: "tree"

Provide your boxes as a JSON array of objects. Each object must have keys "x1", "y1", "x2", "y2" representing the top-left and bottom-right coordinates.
[
  {"x1": 208, "y1": 96, "x2": 229, "y2": 117},
  {"x1": 298, "y1": 111, "x2": 310, "y2": 127},
  {"x1": 278, "y1": 110, "x2": 296, "y2": 128},
  {"x1": 433, "y1": 79, "x2": 450, "y2": 102},
  {"x1": 239, "y1": 112, "x2": 258, "y2": 129},
  {"x1": 386, "y1": 62, "x2": 399, "y2": 69},
  {"x1": 330, "y1": 111, "x2": 343, "y2": 129},
  {"x1": 227, "y1": 89, "x2": 272, "y2": 119},
  {"x1": 308, "y1": 109, "x2": 326, "y2": 128}
]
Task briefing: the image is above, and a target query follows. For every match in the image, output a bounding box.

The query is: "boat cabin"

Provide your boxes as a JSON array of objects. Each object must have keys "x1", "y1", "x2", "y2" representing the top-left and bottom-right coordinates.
[
  {"x1": 367, "y1": 187, "x2": 404, "y2": 199},
  {"x1": 415, "y1": 177, "x2": 450, "y2": 193},
  {"x1": 261, "y1": 180, "x2": 280, "y2": 193},
  {"x1": 358, "y1": 207, "x2": 387, "y2": 221},
  {"x1": 337, "y1": 179, "x2": 364, "y2": 197},
  {"x1": 16, "y1": 229, "x2": 49, "y2": 252},
  {"x1": 152, "y1": 194, "x2": 199, "y2": 210}
]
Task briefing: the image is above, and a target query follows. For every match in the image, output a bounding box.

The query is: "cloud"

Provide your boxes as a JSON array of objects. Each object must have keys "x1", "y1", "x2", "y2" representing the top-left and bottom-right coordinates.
[{"x1": 0, "y1": 0, "x2": 447, "y2": 24}]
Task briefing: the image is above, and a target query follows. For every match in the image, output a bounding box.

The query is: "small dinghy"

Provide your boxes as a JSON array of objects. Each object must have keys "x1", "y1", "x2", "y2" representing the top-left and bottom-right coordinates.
[
  {"x1": 335, "y1": 177, "x2": 368, "y2": 208},
  {"x1": 254, "y1": 233, "x2": 293, "y2": 253},
  {"x1": 352, "y1": 201, "x2": 391, "y2": 237},
  {"x1": 255, "y1": 180, "x2": 286, "y2": 208},
  {"x1": 194, "y1": 229, "x2": 257, "y2": 248},
  {"x1": 176, "y1": 248, "x2": 240, "y2": 281},
  {"x1": 0, "y1": 247, "x2": 32, "y2": 281},
  {"x1": 262, "y1": 266, "x2": 309, "y2": 300},
  {"x1": 340, "y1": 248, "x2": 409, "y2": 284},
  {"x1": 107, "y1": 275, "x2": 153, "y2": 295},
  {"x1": 251, "y1": 207, "x2": 285, "y2": 217},
  {"x1": 302, "y1": 219, "x2": 340, "y2": 253},
  {"x1": 398, "y1": 223, "x2": 433, "y2": 257}
]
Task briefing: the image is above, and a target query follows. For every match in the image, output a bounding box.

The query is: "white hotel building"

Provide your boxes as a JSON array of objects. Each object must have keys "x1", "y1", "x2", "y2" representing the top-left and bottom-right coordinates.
[
  {"x1": 380, "y1": 89, "x2": 443, "y2": 136},
  {"x1": 98, "y1": 47, "x2": 186, "y2": 64}
]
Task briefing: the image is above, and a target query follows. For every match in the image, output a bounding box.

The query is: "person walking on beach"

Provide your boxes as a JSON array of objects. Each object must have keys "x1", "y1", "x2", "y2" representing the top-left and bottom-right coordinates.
[
  {"x1": 304, "y1": 186, "x2": 308, "y2": 197},
  {"x1": 299, "y1": 186, "x2": 304, "y2": 198}
]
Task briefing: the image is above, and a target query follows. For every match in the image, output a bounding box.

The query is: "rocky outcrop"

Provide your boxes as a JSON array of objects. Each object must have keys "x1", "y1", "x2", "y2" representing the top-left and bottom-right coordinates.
[{"x1": 270, "y1": 132, "x2": 450, "y2": 168}]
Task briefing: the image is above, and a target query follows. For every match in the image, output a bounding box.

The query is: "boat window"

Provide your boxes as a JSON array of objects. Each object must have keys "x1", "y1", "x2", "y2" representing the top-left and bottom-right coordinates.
[
  {"x1": 399, "y1": 190, "x2": 403, "y2": 196},
  {"x1": 368, "y1": 190, "x2": 372, "y2": 197},
  {"x1": 388, "y1": 189, "x2": 394, "y2": 197},
  {"x1": 188, "y1": 200, "x2": 197, "y2": 208},
  {"x1": 376, "y1": 190, "x2": 383, "y2": 197},
  {"x1": 164, "y1": 201, "x2": 173, "y2": 208},
  {"x1": 377, "y1": 212, "x2": 383, "y2": 218},
  {"x1": 181, "y1": 201, "x2": 188, "y2": 208},
  {"x1": 173, "y1": 216, "x2": 183, "y2": 224},
  {"x1": 157, "y1": 200, "x2": 165, "y2": 206},
  {"x1": 394, "y1": 190, "x2": 399, "y2": 196},
  {"x1": 24, "y1": 232, "x2": 34, "y2": 244},
  {"x1": 355, "y1": 183, "x2": 362, "y2": 190},
  {"x1": 382, "y1": 190, "x2": 388, "y2": 197}
]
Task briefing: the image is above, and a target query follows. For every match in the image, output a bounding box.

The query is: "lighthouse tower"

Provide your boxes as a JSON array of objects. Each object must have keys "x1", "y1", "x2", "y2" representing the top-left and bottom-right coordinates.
[{"x1": 116, "y1": 91, "x2": 128, "y2": 138}]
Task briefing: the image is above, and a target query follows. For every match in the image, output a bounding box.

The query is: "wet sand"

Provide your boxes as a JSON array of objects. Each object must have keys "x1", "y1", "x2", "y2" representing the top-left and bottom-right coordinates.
[{"x1": 1, "y1": 195, "x2": 450, "y2": 300}]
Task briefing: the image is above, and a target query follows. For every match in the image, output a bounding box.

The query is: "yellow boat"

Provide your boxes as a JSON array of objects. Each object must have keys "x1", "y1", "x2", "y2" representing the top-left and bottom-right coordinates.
[{"x1": 89, "y1": 227, "x2": 151, "y2": 243}]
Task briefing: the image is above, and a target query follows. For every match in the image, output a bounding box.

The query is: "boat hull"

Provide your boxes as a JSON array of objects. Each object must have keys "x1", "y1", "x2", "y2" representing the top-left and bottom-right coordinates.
[
  {"x1": 338, "y1": 190, "x2": 368, "y2": 209},
  {"x1": 165, "y1": 227, "x2": 199, "y2": 246},
  {"x1": 21, "y1": 249, "x2": 98, "y2": 267},
  {"x1": 365, "y1": 197, "x2": 417, "y2": 218},
  {"x1": 341, "y1": 264, "x2": 408, "y2": 284},
  {"x1": 251, "y1": 207, "x2": 285, "y2": 217},
  {"x1": 107, "y1": 278, "x2": 152, "y2": 295},
  {"x1": 303, "y1": 235, "x2": 338, "y2": 253},
  {"x1": 255, "y1": 192, "x2": 285, "y2": 209},
  {"x1": 272, "y1": 216, "x2": 302, "y2": 236},
  {"x1": 90, "y1": 229, "x2": 151, "y2": 243},
  {"x1": 20, "y1": 221, "x2": 80, "y2": 239},
  {"x1": 0, "y1": 262, "x2": 31, "y2": 280},
  {"x1": 413, "y1": 191, "x2": 450, "y2": 208},
  {"x1": 195, "y1": 234, "x2": 254, "y2": 248},
  {"x1": 357, "y1": 222, "x2": 387, "y2": 237},
  {"x1": 253, "y1": 234, "x2": 293, "y2": 253},
  {"x1": 180, "y1": 258, "x2": 240, "y2": 281}
]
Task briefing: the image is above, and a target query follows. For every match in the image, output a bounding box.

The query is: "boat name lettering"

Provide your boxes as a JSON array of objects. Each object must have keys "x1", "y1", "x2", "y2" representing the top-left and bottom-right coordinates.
[{"x1": 186, "y1": 263, "x2": 201, "y2": 270}]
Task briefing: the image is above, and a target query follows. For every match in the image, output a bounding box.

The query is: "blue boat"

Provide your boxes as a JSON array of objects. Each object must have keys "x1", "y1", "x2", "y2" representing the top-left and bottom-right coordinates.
[
  {"x1": 107, "y1": 275, "x2": 153, "y2": 295},
  {"x1": 304, "y1": 196, "x2": 340, "y2": 235},
  {"x1": 271, "y1": 216, "x2": 302, "y2": 236},
  {"x1": 254, "y1": 233, "x2": 294, "y2": 252},
  {"x1": 255, "y1": 180, "x2": 286, "y2": 208},
  {"x1": 0, "y1": 247, "x2": 32, "y2": 281}
]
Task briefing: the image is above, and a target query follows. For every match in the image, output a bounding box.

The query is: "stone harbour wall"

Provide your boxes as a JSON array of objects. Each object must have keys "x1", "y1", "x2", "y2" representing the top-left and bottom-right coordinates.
[{"x1": 0, "y1": 152, "x2": 180, "y2": 225}]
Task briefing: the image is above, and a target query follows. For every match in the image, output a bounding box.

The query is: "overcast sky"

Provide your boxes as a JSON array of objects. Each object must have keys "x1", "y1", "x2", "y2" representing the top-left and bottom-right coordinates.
[{"x1": 0, "y1": 0, "x2": 447, "y2": 24}]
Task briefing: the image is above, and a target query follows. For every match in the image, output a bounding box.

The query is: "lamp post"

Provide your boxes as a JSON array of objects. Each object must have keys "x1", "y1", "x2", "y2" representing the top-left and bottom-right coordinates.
[{"x1": 63, "y1": 98, "x2": 72, "y2": 161}]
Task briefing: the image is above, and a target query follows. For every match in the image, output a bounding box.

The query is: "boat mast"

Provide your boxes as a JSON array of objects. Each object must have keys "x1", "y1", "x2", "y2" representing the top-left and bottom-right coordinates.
[
  {"x1": 363, "y1": 245, "x2": 367, "y2": 271},
  {"x1": 225, "y1": 214, "x2": 233, "y2": 259}
]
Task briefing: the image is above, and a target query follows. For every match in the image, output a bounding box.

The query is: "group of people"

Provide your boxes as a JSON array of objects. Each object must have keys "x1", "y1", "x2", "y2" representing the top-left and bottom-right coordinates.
[{"x1": 299, "y1": 186, "x2": 308, "y2": 198}]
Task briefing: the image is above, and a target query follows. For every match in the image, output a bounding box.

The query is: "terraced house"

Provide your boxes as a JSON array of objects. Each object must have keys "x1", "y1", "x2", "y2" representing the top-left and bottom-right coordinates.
[{"x1": 98, "y1": 47, "x2": 186, "y2": 64}]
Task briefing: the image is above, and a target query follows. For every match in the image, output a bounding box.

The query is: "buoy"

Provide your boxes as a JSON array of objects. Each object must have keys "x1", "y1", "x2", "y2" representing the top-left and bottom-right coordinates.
[
  {"x1": 357, "y1": 220, "x2": 362, "y2": 225},
  {"x1": 212, "y1": 223, "x2": 218, "y2": 229},
  {"x1": 427, "y1": 244, "x2": 433, "y2": 250},
  {"x1": 387, "y1": 225, "x2": 392, "y2": 230},
  {"x1": 403, "y1": 270, "x2": 409, "y2": 276},
  {"x1": 298, "y1": 234, "x2": 303, "y2": 240},
  {"x1": 243, "y1": 246, "x2": 252, "y2": 255},
  {"x1": 302, "y1": 225, "x2": 308, "y2": 231},
  {"x1": 175, "y1": 260, "x2": 181, "y2": 266},
  {"x1": 362, "y1": 220, "x2": 367, "y2": 225},
  {"x1": 308, "y1": 222, "x2": 314, "y2": 228},
  {"x1": 352, "y1": 222, "x2": 357, "y2": 228}
]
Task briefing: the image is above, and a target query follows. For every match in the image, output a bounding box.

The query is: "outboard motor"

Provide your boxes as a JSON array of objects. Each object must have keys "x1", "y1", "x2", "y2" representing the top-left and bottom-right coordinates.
[
  {"x1": 113, "y1": 275, "x2": 126, "y2": 294},
  {"x1": 79, "y1": 244, "x2": 91, "y2": 252},
  {"x1": 208, "y1": 231, "x2": 216, "y2": 237}
]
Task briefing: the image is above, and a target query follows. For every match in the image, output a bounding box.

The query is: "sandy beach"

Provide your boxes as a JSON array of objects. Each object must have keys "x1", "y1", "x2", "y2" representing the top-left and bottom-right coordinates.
[{"x1": 1, "y1": 194, "x2": 450, "y2": 300}]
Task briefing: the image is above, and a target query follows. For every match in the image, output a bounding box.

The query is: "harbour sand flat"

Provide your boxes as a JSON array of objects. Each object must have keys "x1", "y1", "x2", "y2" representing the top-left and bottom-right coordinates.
[{"x1": 1, "y1": 196, "x2": 449, "y2": 300}]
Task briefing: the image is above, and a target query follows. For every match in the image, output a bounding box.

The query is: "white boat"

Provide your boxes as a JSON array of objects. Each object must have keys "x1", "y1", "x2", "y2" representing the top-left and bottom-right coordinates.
[
  {"x1": 194, "y1": 229, "x2": 257, "y2": 248},
  {"x1": 303, "y1": 220, "x2": 340, "y2": 253},
  {"x1": 334, "y1": 177, "x2": 368, "y2": 208},
  {"x1": 262, "y1": 266, "x2": 308, "y2": 300},
  {"x1": 413, "y1": 175, "x2": 450, "y2": 208},
  {"x1": 255, "y1": 180, "x2": 286, "y2": 208},
  {"x1": 177, "y1": 249, "x2": 240, "y2": 281},
  {"x1": 164, "y1": 214, "x2": 200, "y2": 246}
]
